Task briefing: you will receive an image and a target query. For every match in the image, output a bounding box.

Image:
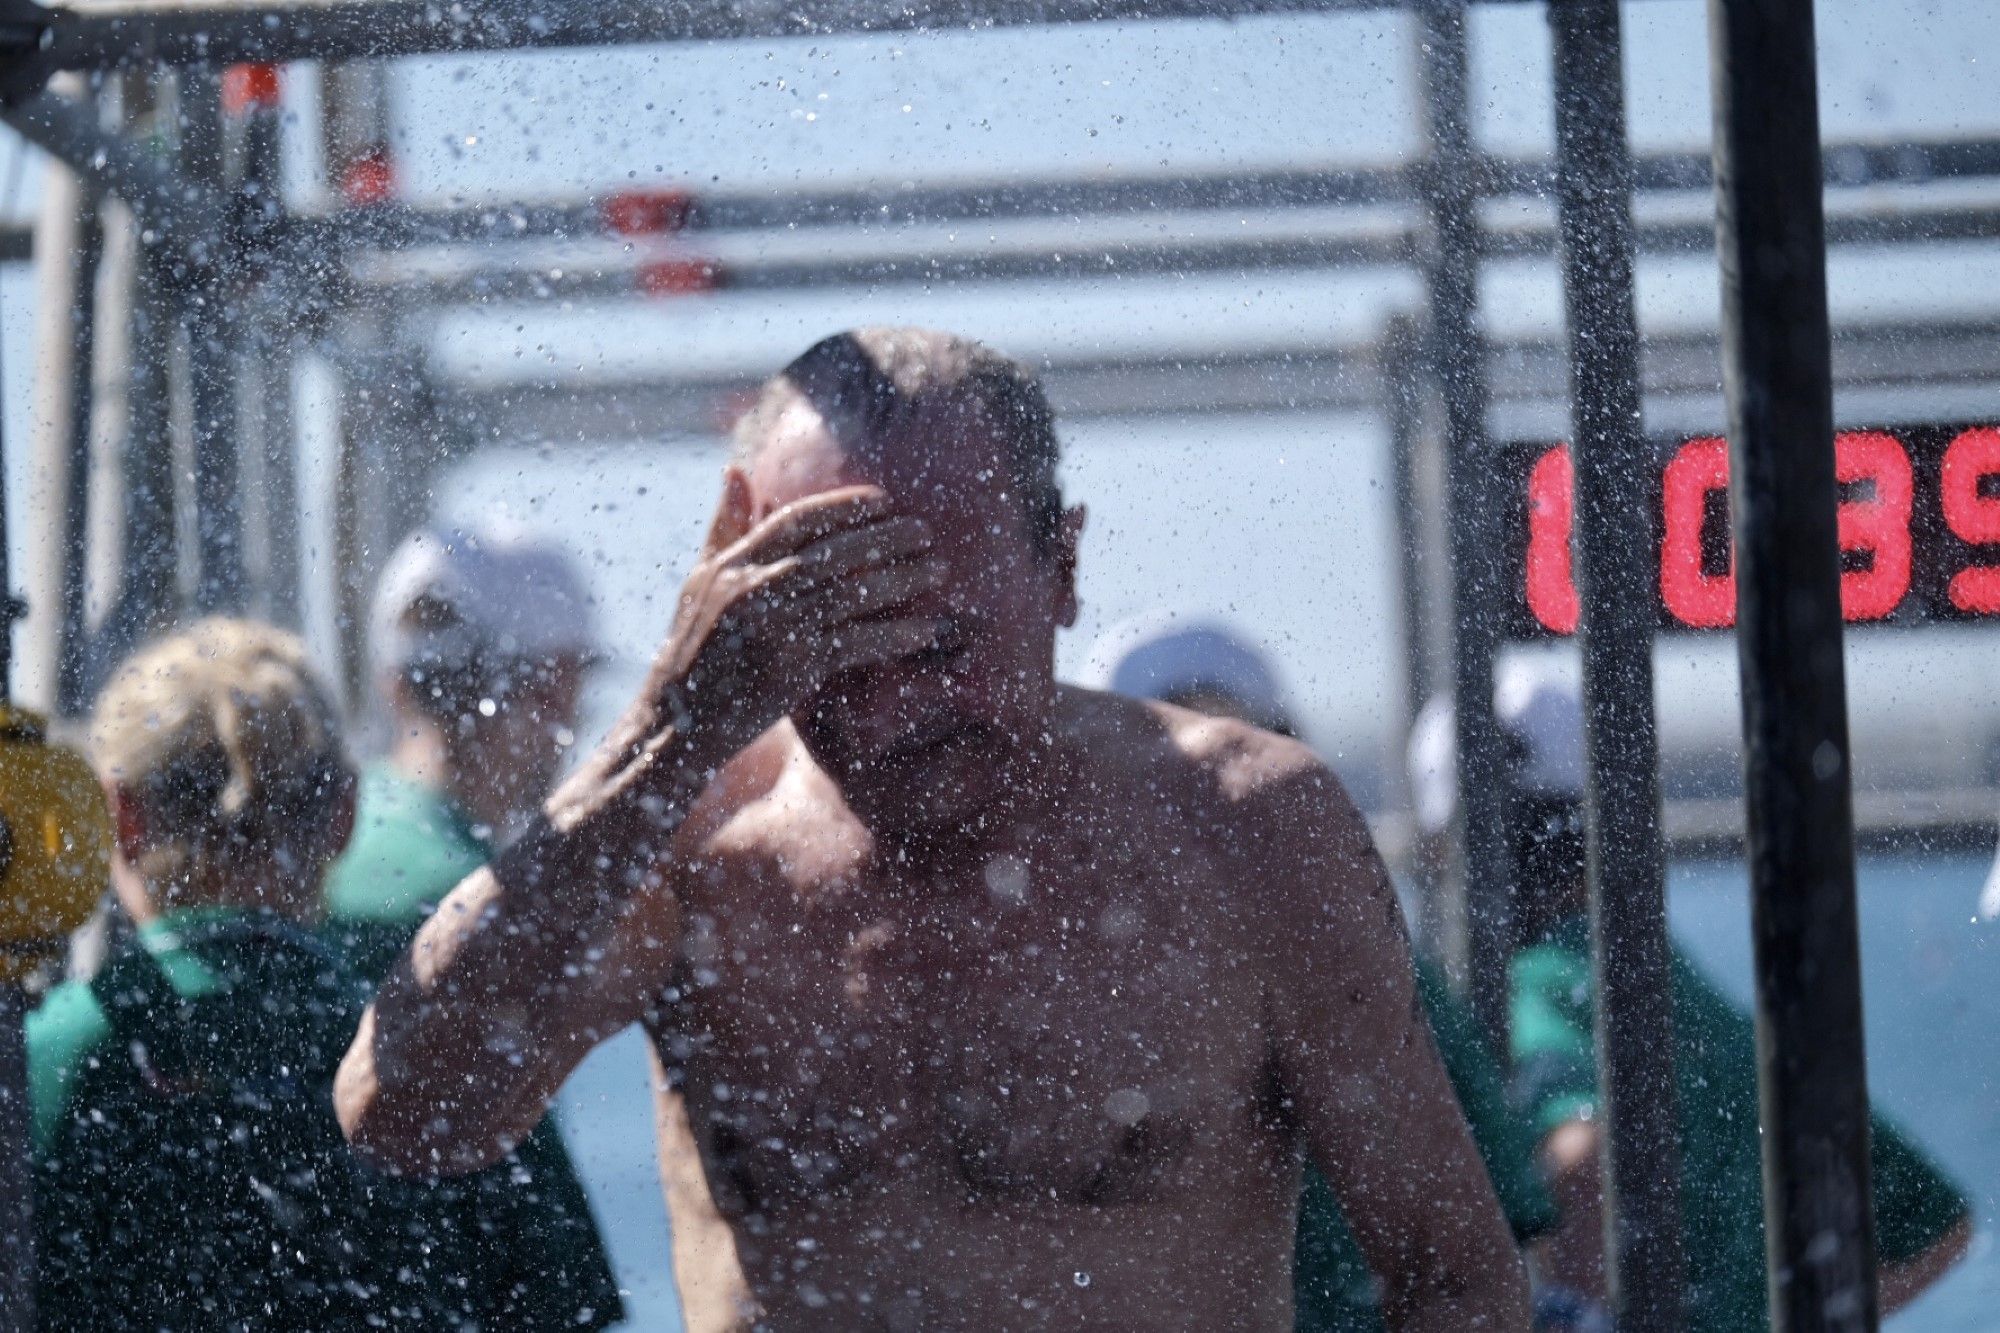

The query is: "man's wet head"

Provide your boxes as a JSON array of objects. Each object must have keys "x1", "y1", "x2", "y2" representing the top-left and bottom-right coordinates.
[{"x1": 719, "y1": 328, "x2": 1084, "y2": 838}]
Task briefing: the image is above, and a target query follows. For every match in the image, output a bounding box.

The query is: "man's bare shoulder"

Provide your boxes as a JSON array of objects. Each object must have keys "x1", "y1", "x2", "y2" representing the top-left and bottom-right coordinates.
[
  {"x1": 1058, "y1": 685, "x2": 1331, "y2": 806},
  {"x1": 678, "y1": 725, "x2": 871, "y2": 891},
  {"x1": 1056, "y1": 686, "x2": 1385, "y2": 910}
]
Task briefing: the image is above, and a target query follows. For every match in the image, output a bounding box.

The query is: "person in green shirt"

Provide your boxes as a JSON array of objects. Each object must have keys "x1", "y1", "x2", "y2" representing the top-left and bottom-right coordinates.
[
  {"x1": 32, "y1": 618, "x2": 440, "y2": 1329},
  {"x1": 324, "y1": 523, "x2": 622, "y2": 1331},
  {"x1": 1087, "y1": 616, "x2": 1555, "y2": 1331},
  {"x1": 1414, "y1": 660, "x2": 1972, "y2": 1329}
]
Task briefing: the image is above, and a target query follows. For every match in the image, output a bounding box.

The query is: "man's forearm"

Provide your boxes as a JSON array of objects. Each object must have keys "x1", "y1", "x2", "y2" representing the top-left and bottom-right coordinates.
[{"x1": 338, "y1": 752, "x2": 704, "y2": 1174}]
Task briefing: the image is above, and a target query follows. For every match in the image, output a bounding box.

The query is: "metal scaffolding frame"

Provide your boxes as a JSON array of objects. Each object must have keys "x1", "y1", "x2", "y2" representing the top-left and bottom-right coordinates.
[{"x1": 0, "y1": 0, "x2": 1933, "y2": 1328}]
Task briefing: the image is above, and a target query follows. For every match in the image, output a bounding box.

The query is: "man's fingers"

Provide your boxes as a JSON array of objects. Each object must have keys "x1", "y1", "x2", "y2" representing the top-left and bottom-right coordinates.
[
  {"x1": 736, "y1": 486, "x2": 894, "y2": 564},
  {"x1": 828, "y1": 617, "x2": 951, "y2": 675},
  {"x1": 799, "y1": 557, "x2": 950, "y2": 624},
  {"x1": 787, "y1": 515, "x2": 935, "y2": 585}
]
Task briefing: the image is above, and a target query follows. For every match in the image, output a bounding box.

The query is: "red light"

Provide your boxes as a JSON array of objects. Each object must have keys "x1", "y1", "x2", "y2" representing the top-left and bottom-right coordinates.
[
  {"x1": 1941, "y1": 426, "x2": 2000, "y2": 613},
  {"x1": 222, "y1": 63, "x2": 282, "y2": 116},
  {"x1": 340, "y1": 148, "x2": 395, "y2": 208},
  {"x1": 1833, "y1": 430, "x2": 1913, "y2": 621},
  {"x1": 638, "y1": 257, "x2": 719, "y2": 296},
  {"x1": 1524, "y1": 444, "x2": 1579, "y2": 634},
  {"x1": 1659, "y1": 436, "x2": 1734, "y2": 629},
  {"x1": 602, "y1": 190, "x2": 694, "y2": 237}
]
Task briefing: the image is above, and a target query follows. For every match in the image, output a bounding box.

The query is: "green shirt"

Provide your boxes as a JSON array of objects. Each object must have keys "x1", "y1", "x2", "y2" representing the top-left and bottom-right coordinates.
[
  {"x1": 1294, "y1": 956, "x2": 1556, "y2": 1332},
  {"x1": 28, "y1": 910, "x2": 227, "y2": 1155},
  {"x1": 1511, "y1": 917, "x2": 1969, "y2": 1329},
  {"x1": 30, "y1": 907, "x2": 436, "y2": 1329},
  {"x1": 324, "y1": 764, "x2": 492, "y2": 981},
  {"x1": 324, "y1": 764, "x2": 624, "y2": 1332}
]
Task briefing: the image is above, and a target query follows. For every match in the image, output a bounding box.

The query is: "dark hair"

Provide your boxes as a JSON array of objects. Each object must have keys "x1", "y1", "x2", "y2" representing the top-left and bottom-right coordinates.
[{"x1": 734, "y1": 327, "x2": 1066, "y2": 560}]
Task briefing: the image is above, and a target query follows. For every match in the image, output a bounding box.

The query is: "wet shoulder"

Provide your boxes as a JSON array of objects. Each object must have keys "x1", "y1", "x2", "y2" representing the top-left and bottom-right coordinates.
[
  {"x1": 1059, "y1": 686, "x2": 1338, "y2": 838},
  {"x1": 1064, "y1": 684, "x2": 1328, "y2": 808}
]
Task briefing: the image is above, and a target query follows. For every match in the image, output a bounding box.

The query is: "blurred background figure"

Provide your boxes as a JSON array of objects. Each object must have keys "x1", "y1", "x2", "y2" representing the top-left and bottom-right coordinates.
[
  {"x1": 31, "y1": 619, "x2": 436, "y2": 1329},
  {"x1": 323, "y1": 523, "x2": 622, "y2": 1331},
  {"x1": 1410, "y1": 658, "x2": 1973, "y2": 1331},
  {"x1": 327, "y1": 522, "x2": 600, "y2": 973},
  {"x1": 1084, "y1": 614, "x2": 1554, "y2": 1333}
]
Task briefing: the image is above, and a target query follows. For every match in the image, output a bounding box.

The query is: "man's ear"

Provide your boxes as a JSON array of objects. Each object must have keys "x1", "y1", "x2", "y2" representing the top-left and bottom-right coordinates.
[
  {"x1": 701, "y1": 465, "x2": 757, "y2": 556},
  {"x1": 1052, "y1": 504, "x2": 1086, "y2": 628}
]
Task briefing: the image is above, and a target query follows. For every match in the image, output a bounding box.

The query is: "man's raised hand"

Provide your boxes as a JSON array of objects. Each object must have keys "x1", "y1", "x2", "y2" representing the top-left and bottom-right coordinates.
[{"x1": 554, "y1": 478, "x2": 946, "y2": 831}]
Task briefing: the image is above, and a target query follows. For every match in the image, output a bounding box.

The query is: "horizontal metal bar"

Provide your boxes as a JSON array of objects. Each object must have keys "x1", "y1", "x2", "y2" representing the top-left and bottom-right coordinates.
[
  {"x1": 342, "y1": 197, "x2": 2000, "y2": 307},
  {"x1": 434, "y1": 316, "x2": 2000, "y2": 442},
  {"x1": 354, "y1": 229, "x2": 1418, "y2": 303},
  {"x1": 303, "y1": 165, "x2": 1427, "y2": 246},
  {"x1": 293, "y1": 136, "x2": 2000, "y2": 253},
  {"x1": 25, "y1": 0, "x2": 1408, "y2": 73}
]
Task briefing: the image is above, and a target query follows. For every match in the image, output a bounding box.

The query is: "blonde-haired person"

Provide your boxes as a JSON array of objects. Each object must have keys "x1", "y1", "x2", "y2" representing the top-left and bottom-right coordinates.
[{"x1": 28, "y1": 618, "x2": 437, "y2": 1330}]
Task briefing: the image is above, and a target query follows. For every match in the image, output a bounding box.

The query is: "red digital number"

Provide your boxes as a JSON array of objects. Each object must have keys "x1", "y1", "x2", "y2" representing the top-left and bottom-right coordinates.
[
  {"x1": 1525, "y1": 444, "x2": 1579, "y2": 634},
  {"x1": 1833, "y1": 430, "x2": 1913, "y2": 622},
  {"x1": 1659, "y1": 436, "x2": 1734, "y2": 628},
  {"x1": 1531, "y1": 429, "x2": 1924, "y2": 633},
  {"x1": 1941, "y1": 426, "x2": 2000, "y2": 613}
]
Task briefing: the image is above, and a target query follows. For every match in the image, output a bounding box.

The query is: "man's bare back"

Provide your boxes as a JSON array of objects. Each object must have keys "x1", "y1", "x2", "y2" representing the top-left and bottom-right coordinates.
[{"x1": 336, "y1": 328, "x2": 1528, "y2": 1332}]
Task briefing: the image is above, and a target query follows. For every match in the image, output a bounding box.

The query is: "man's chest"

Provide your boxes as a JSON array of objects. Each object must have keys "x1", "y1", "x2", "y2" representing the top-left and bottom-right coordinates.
[{"x1": 656, "y1": 845, "x2": 1272, "y2": 1212}]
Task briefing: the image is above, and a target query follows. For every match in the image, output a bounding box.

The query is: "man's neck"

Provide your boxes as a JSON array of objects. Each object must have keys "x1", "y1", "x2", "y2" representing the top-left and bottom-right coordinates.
[{"x1": 852, "y1": 730, "x2": 1075, "y2": 882}]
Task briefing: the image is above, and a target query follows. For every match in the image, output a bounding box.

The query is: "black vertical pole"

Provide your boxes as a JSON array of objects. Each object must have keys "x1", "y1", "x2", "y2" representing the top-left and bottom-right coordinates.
[
  {"x1": 55, "y1": 204, "x2": 101, "y2": 716},
  {"x1": 178, "y1": 67, "x2": 244, "y2": 613},
  {"x1": 240, "y1": 87, "x2": 300, "y2": 625},
  {"x1": 1707, "y1": 2, "x2": 1878, "y2": 1330},
  {"x1": 1415, "y1": 0, "x2": 1512, "y2": 1043},
  {"x1": 1548, "y1": 3, "x2": 1685, "y2": 1327},
  {"x1": 1383, "y1": 312, "x2": 1446, "y2": 953},
  {"x1": 1383, "y1": 313, "x2": 1430, "y2": 738}
]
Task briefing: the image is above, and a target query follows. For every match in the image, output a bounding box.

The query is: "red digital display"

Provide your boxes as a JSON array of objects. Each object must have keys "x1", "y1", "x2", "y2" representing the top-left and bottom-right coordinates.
[{"x1": 1505, "y1": 423, "x2": 2000, "y2": 637}]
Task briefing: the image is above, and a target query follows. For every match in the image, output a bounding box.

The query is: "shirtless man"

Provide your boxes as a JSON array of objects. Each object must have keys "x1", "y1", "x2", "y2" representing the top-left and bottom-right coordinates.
[{"x1": 336, "y1": 328, "x2": 1530, "y2": 1331}]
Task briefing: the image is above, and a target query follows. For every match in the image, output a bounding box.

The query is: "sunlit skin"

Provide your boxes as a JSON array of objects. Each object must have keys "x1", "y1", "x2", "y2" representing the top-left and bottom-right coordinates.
[{"x1": 337, "y1": 384, "x2": 1529, "y2": 1330}]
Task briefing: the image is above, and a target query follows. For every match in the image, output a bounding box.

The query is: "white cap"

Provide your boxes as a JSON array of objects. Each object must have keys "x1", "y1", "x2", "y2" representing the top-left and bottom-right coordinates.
[
  {"x1": 1080, "y1": 612, "x2": 1292, "y2": 734},
  {"x1": 369, "y1": 523, "x2": 598, "y2": 679},
  {"x1": 1408, "y1": 655, "x2": 1585, "y2": 834}
]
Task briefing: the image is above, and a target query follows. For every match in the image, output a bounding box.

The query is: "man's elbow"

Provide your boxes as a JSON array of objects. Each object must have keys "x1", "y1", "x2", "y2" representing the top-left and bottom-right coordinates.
[
  {"x1": 335, "y1": 1009, "x2": 512, "y2": 1178},
  {"x1": 334, "y1": 1041, "x2": 397, "y2": 1168},
  {"x1": 335, "y1": 1014, "x2": 422, "y2": 1174}
]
